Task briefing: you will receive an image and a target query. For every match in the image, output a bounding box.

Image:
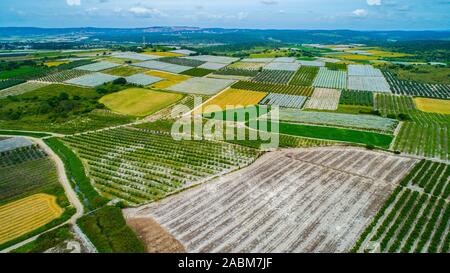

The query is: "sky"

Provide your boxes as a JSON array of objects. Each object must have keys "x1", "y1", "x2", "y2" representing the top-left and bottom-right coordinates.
[{"x1": 0, "y1": 0, "x2": 449, "y2": 30}]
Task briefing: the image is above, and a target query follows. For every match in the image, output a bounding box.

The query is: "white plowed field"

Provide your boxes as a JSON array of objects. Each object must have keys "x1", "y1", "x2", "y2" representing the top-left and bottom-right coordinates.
[
  {"x1": 304, "y1": 88, "x2": 341, "y2": 110},
  {"x1": 124, "y1": 147, "x2": 417, "y2": 253}
]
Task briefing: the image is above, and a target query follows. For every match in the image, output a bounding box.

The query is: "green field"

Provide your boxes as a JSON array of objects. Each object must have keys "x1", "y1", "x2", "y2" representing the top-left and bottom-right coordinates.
[
  {"x1": 99, "y1": 88, "x2": 183, "y2": 117},
  {"x1": 387, "y1": 64, "x2": 450, "y2": 85},
  {"x1": 103, "y1": 66, "x2": 147, "y2": 77},
  {"x1": 181, "y1": 68, "x2": 215, "y2": 77},
  {"x1": 249, "y1": 121, "x2": 394, "y2": 148}
]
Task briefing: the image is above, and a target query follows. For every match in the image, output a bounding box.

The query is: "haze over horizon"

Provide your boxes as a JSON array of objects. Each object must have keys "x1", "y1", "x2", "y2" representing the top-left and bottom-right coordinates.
[{"x1": 0, "y1": 0, "x2": 449, "y2": 31}]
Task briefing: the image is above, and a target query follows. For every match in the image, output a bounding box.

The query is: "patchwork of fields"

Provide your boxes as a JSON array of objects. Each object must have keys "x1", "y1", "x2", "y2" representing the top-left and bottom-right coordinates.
[{"x1": 125, "y1": 148, "x2": 417, "y2": 253}]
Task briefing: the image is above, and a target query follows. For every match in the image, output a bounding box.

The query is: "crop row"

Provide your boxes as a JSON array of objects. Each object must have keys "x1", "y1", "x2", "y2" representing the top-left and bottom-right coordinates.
[
  {"x1": 393, "y1": 122, "x2": 448, "y2": 160},
  {"x1": 213, "y1": 68, "x2": 260, "y2": 77},
  {"x1": 354, "y1": 186, "x2": 450, "y2": 253},
  {"x1": 159, "y1": 57, "x2": 206, "y2": 67},
  {"x1": 232, "y1": 81, "x2": 314, "y2": 96},
  {"x1": 383, "y1": 71, "x2": 450, "y2": 99},
  {"x1": 0, "y1": 82, "x2": 49, "y2": 98},
  {"x1": 312, "y1": 67, "x2": 347, "y2": 89},
  {"x1": 375, "y1": 94, "x2": 450, "y2": 125},
  {"x1": 339, "y1": 90, "x2": 374, "y2": 106},
  {"x1": 0, "y1": 79, "x2": 26, "y2": 91},
  {"x1": 63, "y1": 127, "x2": 259, "y2": 204},
  {"x1": 36, "y1": 69, "x2": 92, "y2": 83},
  {"x1": 0, "y1": 145, "x2": 47, "y2": 167},
  {"x1": 252, "y1": 70, "x2": 294, "y2": 84},
  {"x1": 289, "y1": 66, "x2": 319, "y2": 86}
]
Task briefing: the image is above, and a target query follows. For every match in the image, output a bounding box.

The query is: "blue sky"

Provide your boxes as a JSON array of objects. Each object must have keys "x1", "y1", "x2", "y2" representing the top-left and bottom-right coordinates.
[{"x1": 0, "y1": 0, "x2": 449, "y2": 30}]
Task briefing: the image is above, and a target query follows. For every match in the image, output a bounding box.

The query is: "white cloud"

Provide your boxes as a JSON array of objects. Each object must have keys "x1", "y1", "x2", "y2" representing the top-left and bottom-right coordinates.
[
  {"x1": 261, "y1": 0, "x2": 278, "y2": 5},
  {"x1": 129, "y1": 7, "x2": 165, "y2": 17},
  {"x1": 367, "y1": 0, "x2": 381, "y2": 6},
  {"x1": 352, "y1": 9, "x2": 368, "y2": 17},
  {"x1": 66, "y1": 0, "x2": 81, "y2": 6}
]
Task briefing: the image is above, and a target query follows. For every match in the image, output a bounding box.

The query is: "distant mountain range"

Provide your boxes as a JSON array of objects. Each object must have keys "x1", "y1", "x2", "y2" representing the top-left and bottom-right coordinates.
[{"x1": 1, "y1": 27, "x2": 449, "y2": 44}]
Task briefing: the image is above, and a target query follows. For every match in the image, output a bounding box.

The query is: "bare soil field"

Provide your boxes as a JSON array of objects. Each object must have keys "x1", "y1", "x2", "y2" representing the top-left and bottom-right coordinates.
[
  {"x1": 124, "y1": 147, "x2": 417, "y2": 253},
  {"x1": 126, "y1": 218, "x2": 186, "y2": 253}
]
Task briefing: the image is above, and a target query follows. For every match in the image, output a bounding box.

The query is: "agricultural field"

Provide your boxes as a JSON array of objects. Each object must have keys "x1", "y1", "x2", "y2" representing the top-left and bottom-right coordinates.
[
  {"x1": 0, "y1": 194, "x2": 63, "y2": 245},
  {"x1": 296, "y1": 60, "x2": 325, "y2": 67},
  {"x1": 36, "y1": 69, "x2": 92, "y2": 83},
  {"x1": 263, "y1": 62, "x2": 300, "y2": 71},
  {"x1": 251, "y1": 121, "x2": 394, "y2": 148},
  {"x1": 353, "y1": 160, "x2": 450, "y2": 253},
  {"x1": 374, "y1": 93, "x2": 450, "y2": 124},
  {"x1": 62, "y1": 126, "x2": 259, "y2": 205},
  {"x1": 348, "y1": 76, "x2": 391, "y2": 93},
  {"x1": 133, "y1": 60, "x2": 191, "y2": 74},
  {"x1": 183, "y1": 55, "x2": 239, "y2": 64},
  {"x1": 241, "y1": 58, "x2": 274, "y2": 63},
  {"x1": 181, "y1": 68, "x2": 214, "y2": 77},
  {"x1": 65, "y1": 72, "x2": 119, "y2": 87},
  {"x1": 42, "y1": 61, "x2": 69, "y2": 67},
  {"x1": 0, "y1": 137, "x2": 33, "y2": 152},
  {"x1": 348, "y1": 65, "x2": 384, "y2": 77},
  {"x1": 199, "y1": 88, "x2": 267, "y2": 114},
  {"x1": 227, "y1": 62, "x2": 266, "y2": 70},
  {"x1": 112, "y1": 52, "x2": 158, "y2": 61},
  {"x1": 74, "y1": 62, "x2": 120, "y2": 72},
  {"x1": 259, "y1": 93, "x2": 308, "y2": 109},
  {"x1": 232, "y1": 81, "x2": 314, "y2": 96},
  {"x1": 383, "y1": 71, "x2": 450, "y2": 99},
  {"x1": 339, "y1": 90, "x2": 374, "y2": 106},
  {"x1": 125, "y1": 74, "x2": 162, "y2": 86},
  {"x1": 290, "y1": 66, "x2": 319, "y2": 86},
  {"x1": 198, "y1": 62, "x2": 228, "y2": 71},
  {"x1": 277, "y1": 109, "x2": 398, "y2": 133},
  {"x1": 213, "y1": 68, "x2": 260, "y2": 77},
  {"x1": 158, "y1": 57, "x2": 206, "y2": 67},
  {"x1": 375, "y1": 94, "x2": 450, "y2": 160},
  {"x1": 167, "y1": 77, "x2": 235, "y2": 95},
  {"x1": 144, "y1": 52, "x2": 184, "y2": 58},
  {"x1": 325, "y1": 62, "x2": 347, "y2": 71},
  {"x1": 99, "y1": 88, "x2": 183, "y2": 117},
  {"x1": 253, "y1": 70, "x2": 295, "y2": 84},
  {"x1": 145, "y1": 70, "x2": 191, "y2": 89},
  {"x1": 0, "y1": 145, "x2": 60, "y2": 203},
  {"x1": 125, "y1": 147, "x2": 416, "y2": 252},
  {"x1": 0, "y1": 82, "x2": 49, "y2": 98},
  {"x1": 414, "y1": 98, "x2": 450, "y2": 114},
  {"x1": 102, "y1": 66, "x2": 148, "y2": 77},
  {"x1": 313, "y1": 67, "x2": 347, "y2": 89},
  {"x1": 305, "y1": 88, "x2": 341, "y2": 110},
  {"x1": 0, "y1": 79, "x2": 26, "y2": 90}
]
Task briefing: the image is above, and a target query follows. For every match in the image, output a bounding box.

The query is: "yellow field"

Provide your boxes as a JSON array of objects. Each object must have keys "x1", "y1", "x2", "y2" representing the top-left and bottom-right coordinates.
[
  {"x1": 99, "y1": 88, "x2": 184, "y2": 116},
  {"x1": 365, "y1": 50, "x2": 412, "y2": 57},
  {"x1": 143, "y1": 52, "x2": 184, "y2": 57},
  {"x1": 331, "y1": 54, "x2": 378, "y2": 61},
  {"x1": 0, "y1": 194, "x2": 63, "y2": 245},
  {"x1": 43, "y1": 61, "x2": 69, "y2": 67},
  {"x1": 197, "y1": 88, "x2": 268, "y2": 114},
  {"x1": 145, "y1": 70, "x2": 191, "y2": 89},
  {"x1": 414, "y1": 98, "x2": 450, "y2": 114}
]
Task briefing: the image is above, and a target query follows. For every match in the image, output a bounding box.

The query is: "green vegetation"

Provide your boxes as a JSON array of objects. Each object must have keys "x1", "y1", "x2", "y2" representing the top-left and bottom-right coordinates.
[
  {"x1": 102, "y1": 66, "x2": 147, "y2": 77},
  {"x1": 0, "y1": 145, "x2": 64, "y2": 205},
  {"x1": 339, "y1": 90, "x2": 374, "y2": 106},
  {"x1": 181, "y1": 68, "x2": 214, "y2": 77},
  {"x1": 0, "y1": 83, "x2": 135, "y2": 134},
  {"x1": 44, "y1": 138, "x2": 108, "y2": 210},
  {"x1": 290, "y1": 66, "x2": 319, "y2": 86},
  {"x1": 249, "y1": 121, "x2": 393, "y2": 148},
  {"x1": 77, "y1": 206, "x2": 146, "y2": 253},
  {"x1": 99, "y1": 88, "x2": 183, "y2": 117},
  {"x1": 253, "y1": 70, "x2": 295, "y2": 84},
  {"x1": 386, "y1": 64, "x2": 450, "y2": 85},
  {"x1": 232, "y1": 81, "x2": 314, "y2": 96},
  {"x1": 0, "y1": 130, "x2": 51, "y2": 138},
  {"x1": 0, "y1": 79, "x2": 26, "y2": 90},
  {"x1": 12, "y1": 225, "x2": 74, "y2": 253},
  {"x1": 325, "y1": 62, "x2": 347, "y2": 70},
  {"x1": 213, "y1": 68, "x2": 260, "y2": 77}
]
